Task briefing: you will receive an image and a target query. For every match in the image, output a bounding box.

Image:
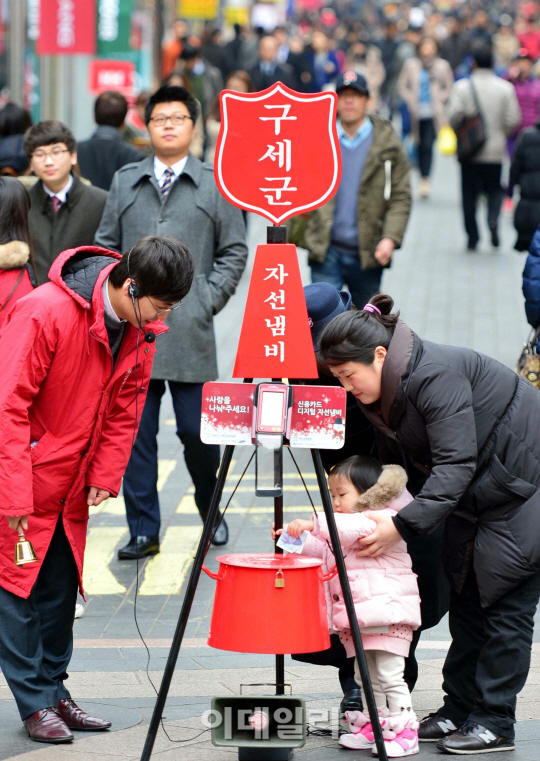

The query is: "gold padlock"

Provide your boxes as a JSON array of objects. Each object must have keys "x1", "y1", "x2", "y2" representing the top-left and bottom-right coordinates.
[{"x1": 275, "y1": 570, "x2": 284, "y2": 588}]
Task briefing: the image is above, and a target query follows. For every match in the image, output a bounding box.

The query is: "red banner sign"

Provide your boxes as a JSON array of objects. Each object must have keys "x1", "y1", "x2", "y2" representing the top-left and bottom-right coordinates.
[
  {"x1": 288, "y1": 386, "x2": 346, "y2": 449},
  {"x1": 215, "y1": 83, "x2": 341, "y2": 225},
  {"x1": 233, "y1": 244, "x2": 318, "y2": 379},
  {"x1": 89, "y1": 59, "x2": 135, "y2": 96},
  {"x1": 200, "y1": 382, "x2": 347, "y2": 448},
  {"x1": 38, "y1": 0, "x2": 97, "y2": 56}
]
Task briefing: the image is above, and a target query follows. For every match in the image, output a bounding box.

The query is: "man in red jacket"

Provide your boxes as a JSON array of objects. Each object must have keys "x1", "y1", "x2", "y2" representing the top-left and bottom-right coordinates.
[{"x1": 0, "y1": 236, "x2": 193, "y2": 743}]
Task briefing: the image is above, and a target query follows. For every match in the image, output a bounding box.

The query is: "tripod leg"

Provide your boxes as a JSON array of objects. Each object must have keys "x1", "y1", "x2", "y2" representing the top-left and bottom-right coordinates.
[
  {"x1": 312, "y1": 449, "x2": 388, "y2": 761},
  {"x1": 140, "y1": 445, "x2": 235, "y2": 761},
  {"x1": 274, "y1": 447, "x2": 285, "y2": 696}
]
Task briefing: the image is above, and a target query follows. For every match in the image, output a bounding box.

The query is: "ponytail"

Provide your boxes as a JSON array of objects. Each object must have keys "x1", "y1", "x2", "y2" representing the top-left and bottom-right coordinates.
[{"x1": 318, "y1": 293, "x2": 399, "y2": 366}]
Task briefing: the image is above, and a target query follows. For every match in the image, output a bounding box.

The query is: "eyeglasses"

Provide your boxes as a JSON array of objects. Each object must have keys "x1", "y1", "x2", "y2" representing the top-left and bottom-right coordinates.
[
  {"x1": 149, "y1": 113, "x2": 193, "y2": 127},
  {"x1": 32, "y1": 148, "x2": 70, "y2": 162},
  {"x1": 147, "y1": 295, "x2": 182, "y2": 317}
]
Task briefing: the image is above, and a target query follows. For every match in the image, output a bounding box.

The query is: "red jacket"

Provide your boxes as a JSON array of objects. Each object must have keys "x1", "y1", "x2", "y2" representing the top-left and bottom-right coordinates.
[
  {"x1": 0, "y1": 241, "x2": 35, "y2": 327},
  {"x1": 0, "y1": 246, "x2": 167, "y2": 598}
]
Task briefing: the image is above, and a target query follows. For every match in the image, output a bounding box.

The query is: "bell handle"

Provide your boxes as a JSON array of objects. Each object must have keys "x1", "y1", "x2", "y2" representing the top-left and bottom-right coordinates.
[
  {"x1": 322, "y1": 565, "x2": 339, "y2": 581},
  {"x1": 17, "y1": 529, "x2": 26, "y2": 542},
  {"x1": 201, "y1": 564, "x2": 221, "y2": 581}
]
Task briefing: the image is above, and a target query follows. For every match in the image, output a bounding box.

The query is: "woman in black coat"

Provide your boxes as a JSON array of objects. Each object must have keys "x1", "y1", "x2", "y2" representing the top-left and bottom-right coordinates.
[
  {"x1": 510, "y1": 123, "x2": 540, "y2": 251},
  {"x1": 318, "y1": 293, "x2": 540, "y2": 756}
]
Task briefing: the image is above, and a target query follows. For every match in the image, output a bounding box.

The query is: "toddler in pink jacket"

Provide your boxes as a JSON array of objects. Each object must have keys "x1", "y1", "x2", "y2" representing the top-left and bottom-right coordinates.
[{"x1": 276, "y1": 456, "x2": 421, "y2": 758}]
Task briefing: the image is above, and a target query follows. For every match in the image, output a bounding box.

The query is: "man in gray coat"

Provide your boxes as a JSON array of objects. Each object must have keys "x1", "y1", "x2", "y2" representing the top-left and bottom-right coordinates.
[{"x1": 94, "y1": 85, "x2": 248, "y2": 557}]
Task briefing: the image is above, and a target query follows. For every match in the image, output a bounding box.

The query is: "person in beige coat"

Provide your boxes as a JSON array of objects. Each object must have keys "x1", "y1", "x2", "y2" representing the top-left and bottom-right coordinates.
[
  {"x1": 345, "y1": 41, "x2": 386, "y2": 113},
  {"x1": 448, "y1": 43, "x2": 520, "y2": 251},
  {"x1": 398, "y1": 37, "x2": 454, "y2": 198}
]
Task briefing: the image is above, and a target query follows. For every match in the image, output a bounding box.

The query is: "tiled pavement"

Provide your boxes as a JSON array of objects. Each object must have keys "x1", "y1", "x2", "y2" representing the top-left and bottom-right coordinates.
[{"x1": 1, "y1": 155, "x2": 539, "y2": 760}]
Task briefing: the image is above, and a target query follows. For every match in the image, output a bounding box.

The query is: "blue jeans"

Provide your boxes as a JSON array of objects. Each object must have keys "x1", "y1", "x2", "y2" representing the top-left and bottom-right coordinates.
[
  {"x1": 310, "y1": 246, "x2": 383, "y2": 309},
  {"x1": 123, "y1": 379, "x2": 221, "y2": 539}
]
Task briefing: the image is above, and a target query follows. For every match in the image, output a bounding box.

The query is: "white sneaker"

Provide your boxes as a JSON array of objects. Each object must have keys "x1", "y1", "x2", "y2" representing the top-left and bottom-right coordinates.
[
  {"x1": 339, "y1": 711, "x2": 375, "y2": 749},
  {"x1": 74, "y1": 603, "x2": 85, "y2": 619},
  {"x1": 372, "y1": 716, "x2": 419, "y2": 758}
]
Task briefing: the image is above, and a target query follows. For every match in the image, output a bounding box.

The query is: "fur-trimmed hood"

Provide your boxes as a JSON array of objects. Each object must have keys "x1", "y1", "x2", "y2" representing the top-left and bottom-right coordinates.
[
  {"x1": 0, "y1": 241, "x2": 30, "y2": 270},
  {"x1": 352, "y1": 464, "x2": 408, "y2": 512}
]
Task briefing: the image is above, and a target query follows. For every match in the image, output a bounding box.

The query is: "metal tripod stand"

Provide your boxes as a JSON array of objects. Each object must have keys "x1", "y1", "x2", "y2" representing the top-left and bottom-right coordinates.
[{"x1": 140, "y1": 440, "x2": 389, "y2": 761}]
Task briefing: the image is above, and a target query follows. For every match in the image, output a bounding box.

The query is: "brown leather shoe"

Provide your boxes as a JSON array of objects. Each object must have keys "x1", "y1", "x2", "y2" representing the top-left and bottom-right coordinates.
[
  {"x1": 24, "y1": 707, "x2": 73, "y2": 743},
  {"x1": 58, "y1": 698, "x2": 112, "y2": 731}
]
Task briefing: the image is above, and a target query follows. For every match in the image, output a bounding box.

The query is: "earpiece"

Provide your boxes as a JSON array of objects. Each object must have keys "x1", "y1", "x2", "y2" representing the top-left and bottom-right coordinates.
[
  {"x1": 126, "y1": 245, "x2": 153, "y2": 344},
  {"x1": 126, "y1": 246, "x2": 140, "y2": 301},
  {"x1": 128, "y1": 281, "x2": 140, "y2": 300}
]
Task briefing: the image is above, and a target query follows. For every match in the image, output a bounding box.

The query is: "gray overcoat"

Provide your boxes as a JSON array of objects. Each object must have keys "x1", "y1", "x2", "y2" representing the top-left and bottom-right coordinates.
[{"x1": 94, "y1": 154, "x2": 248, "y2": 383}]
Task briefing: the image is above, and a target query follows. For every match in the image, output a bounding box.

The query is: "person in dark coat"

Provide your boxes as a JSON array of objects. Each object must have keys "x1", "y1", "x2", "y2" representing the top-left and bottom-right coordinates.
[
  {"x1": 0, "y1": 102, "x2": 33, "y2": 176},
  {"x1": 510, "y1": 123, "x2": 540, "y2": 251},
  {"x1": 318, "y1": 293, "x2": 540, "y2": 755},
  {"x1": 77, "y1": 91, "x2": 143, "y2": 191},
  {"x1": 522, "y1": 223, "x2": 540, "y2": 348},
  {"x1": 249, "y1": 35, "x2": 297, "y2": 91},
  {"x1": 292, "y1": 282, "x2": 449, "y2": 714},
  {"x1": 95, "y1": 85, "x2": 247, "y2": 558},
  {"x1": 24, "y1": 121, "x2": 108, "y2": 284}
]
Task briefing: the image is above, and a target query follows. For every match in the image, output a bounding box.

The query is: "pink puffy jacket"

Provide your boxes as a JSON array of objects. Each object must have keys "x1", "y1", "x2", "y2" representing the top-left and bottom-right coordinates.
[{"x1": 301, "y1": 465, "x2": 422, "y2": 635}]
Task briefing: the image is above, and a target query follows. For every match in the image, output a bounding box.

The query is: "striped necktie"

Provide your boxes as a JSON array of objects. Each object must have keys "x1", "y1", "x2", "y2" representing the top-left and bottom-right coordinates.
[{"x1": 161, "y1": 168, "x2": 175, "y2": 199}]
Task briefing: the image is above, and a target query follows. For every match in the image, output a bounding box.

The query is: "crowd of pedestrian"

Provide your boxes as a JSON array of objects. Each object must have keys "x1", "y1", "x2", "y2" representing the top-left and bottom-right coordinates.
[{"x1": 2, "y1": 0, "x2": 540, "y2": 757}]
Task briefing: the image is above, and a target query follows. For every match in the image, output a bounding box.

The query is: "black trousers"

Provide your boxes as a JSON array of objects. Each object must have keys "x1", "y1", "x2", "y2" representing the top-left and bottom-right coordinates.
[
  {"x1": 461, "y1": 162, "x2": 503, "y2": 246},
  {"x1": 123, "y1": 379, "x2": 221, "y2": 538},
  {"x1": 292, "y1": 634, "x2": 358, "y2": 694},
  {"x1": 0, "y1": 518, "x2": 78, "y2": 720},
  {"x1": 418, "y1": 118, "x2": 436, "y2": 179},
  {"x1": 440, "y1": 566, "x2": 540, "y2": 739}
]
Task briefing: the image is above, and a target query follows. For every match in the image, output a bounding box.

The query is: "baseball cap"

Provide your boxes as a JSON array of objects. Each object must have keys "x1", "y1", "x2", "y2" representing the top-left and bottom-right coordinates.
[
  {"x1": 335, "y1": 70, "x2": 370, "y2": 97},
  {"x1": 304, "y1": 283, "x2": 352, "y2": 351}
]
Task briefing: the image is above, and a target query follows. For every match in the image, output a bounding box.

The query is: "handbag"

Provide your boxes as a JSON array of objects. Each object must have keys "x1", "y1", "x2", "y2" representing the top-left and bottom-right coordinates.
[
  {"x1": 454, "y1": 80, "x2": 486, "y2": 163},
  {"x1": 437, "y1": 125, "x2": 457, "y2": 156},
  {"x1": 516, "y1": 328, "x2": 540, "y2": 389}
]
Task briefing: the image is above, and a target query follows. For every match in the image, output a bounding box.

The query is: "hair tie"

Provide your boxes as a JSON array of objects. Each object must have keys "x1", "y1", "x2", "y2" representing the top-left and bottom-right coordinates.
[{"x1": 363, "y1": 303, "x2": 381, "y2": 316}]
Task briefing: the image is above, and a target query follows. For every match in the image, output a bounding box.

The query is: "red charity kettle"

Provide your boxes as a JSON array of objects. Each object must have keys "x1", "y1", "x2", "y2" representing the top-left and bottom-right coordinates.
[{"x1": 202, "y1": 553, "x2": 338, "y2": 654}]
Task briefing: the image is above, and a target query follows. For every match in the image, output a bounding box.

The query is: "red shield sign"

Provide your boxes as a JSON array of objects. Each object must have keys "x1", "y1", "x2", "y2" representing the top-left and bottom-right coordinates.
[{"x1": 215, "y1": 83, "x2": 341, "y2": 225}]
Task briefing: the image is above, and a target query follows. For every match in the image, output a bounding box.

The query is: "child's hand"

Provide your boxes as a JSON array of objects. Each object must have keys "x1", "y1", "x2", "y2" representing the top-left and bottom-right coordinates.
[
  {"x1": 286, "y1": 519, "x2": 314, "y2": 538},
  {"x1": 271, "y1": 522, "x2": 284, "y2": 540}
]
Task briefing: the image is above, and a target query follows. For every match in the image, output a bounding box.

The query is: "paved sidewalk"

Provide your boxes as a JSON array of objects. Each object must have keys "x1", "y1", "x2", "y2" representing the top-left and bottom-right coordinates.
[{"x1": 1, "y1": 155, "x2": 538, "y2": 761}]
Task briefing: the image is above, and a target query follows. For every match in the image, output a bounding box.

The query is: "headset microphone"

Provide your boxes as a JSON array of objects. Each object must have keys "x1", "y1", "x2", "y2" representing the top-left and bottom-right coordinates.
[{"x1": 144, "y1": 331, "x2": 156, "y2": 343}]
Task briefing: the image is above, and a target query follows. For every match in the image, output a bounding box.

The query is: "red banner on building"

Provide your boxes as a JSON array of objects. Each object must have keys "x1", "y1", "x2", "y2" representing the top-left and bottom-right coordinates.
[
  {"x1": 89, "y1": 59, "x2": 135, "y2": 96},
  {"x1": 37, "y1": 0, "x2": 97, "y2": 56}
]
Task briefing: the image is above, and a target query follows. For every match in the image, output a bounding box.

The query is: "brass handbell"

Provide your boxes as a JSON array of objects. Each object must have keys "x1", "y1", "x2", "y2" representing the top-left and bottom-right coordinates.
[{"x1": 15, "y1": 530, "x2": 39, "y2": 566}]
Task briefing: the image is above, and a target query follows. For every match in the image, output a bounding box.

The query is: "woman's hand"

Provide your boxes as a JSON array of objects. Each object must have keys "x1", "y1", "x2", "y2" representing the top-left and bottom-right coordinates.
[
  {"x1": 286, "y1": 519, "x2": 314, "y2": 538},
  {"x1": 271, "y1": 522, "x2": 284, "y2": 540},
  {"x1": 356, "y1": 511, "x2": 402, "y2": 557}
]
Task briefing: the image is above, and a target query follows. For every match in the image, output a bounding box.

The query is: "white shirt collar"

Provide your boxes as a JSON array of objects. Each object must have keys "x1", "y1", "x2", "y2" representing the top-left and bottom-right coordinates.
[
  {"x1": 153, "y1": 156, "x2": 188, "y2": 187},
  {"x1": 42, "y1": 173, "x2": 73, "y2": 203},
  {"x1": 102, "y1": 277, "x2": 126, "y2": 324}
]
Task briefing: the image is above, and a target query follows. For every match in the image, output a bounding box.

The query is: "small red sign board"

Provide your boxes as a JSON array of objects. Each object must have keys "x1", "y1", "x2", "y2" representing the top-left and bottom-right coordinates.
[
  {"x1": 233, "y1": 245, "x2": 318, "y2": 379},
  {"x1": 89, "y1": 59, "x2": 135, "y2": 96},
  {"x1": 38, "y1": 0, "x2": 96, "y2": 56},
  {"x1": 200, "y1": 382, "x2": 346, "y2": 449},
  {"x1": 201, "y1": 383, "x2": 255, "y2": 446},
  {"x1": 288, "y1": 386, "x2": 346, "y2": 449},
  {"x1": 215, "y1": 82, "x2": 341, "y2": 225}
]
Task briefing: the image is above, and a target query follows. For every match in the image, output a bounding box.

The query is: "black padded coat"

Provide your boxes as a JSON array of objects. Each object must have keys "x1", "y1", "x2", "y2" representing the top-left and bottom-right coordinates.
[{"x1": 359, "y1": 321, "x2": 540, "y2": 608}]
